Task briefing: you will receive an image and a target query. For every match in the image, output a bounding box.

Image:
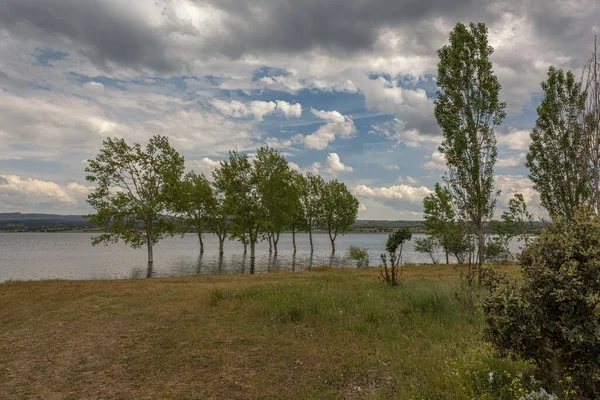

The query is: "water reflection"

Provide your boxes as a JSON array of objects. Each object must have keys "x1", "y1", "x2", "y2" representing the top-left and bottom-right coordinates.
[{"x1": 0, "y1": 232, "x2": 526, "y2": 282}]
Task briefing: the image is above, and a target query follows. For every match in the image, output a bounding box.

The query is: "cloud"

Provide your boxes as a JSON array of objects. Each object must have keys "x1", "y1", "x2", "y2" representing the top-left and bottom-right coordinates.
[
  {"x1": 397, "y1": 176, "x2": 418, "y2": 184},
  {"x1": 370, "y1": 119, "x2": 441, "y2": 148},
  {"x1": 423, "y1": 151, "x2": 446, "y2": 171},
  {"x1": 497, "y1": 129, "x2": 531, "y2": 150},
  {"x1": 497, "y1": 153, "x2": 526, "y2": 168},
  {"x1": 302, "y1": 108, "x2": 356, "y2": 150},
  {"x1": 275, "y1": 100, "x2": 302, "y2": 118},
  {"x1": 211, "y1": 99, "x2": 302, "y2": 121},
  {"x1": 0, "y1": 174, "x2": 84, "y2": 208},
  {"x1": 382, "y1": 164, "x2": 400, "y2": 170},
  {"x1": 326, "y1": 153, "x2": 353, "y2": 173},
  {"x1": 353, "y1": 183, "x2": 432, "y2": 204}
]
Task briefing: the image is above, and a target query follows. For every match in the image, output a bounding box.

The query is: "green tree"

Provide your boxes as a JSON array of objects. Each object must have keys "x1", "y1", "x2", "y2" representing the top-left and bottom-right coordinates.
[
  {"x1": 379, "y1": 228, "x2": 412, "y2": 286},
  {"x1": 483, "y1": 208, "x2": 600, "y2": 396},
  {"x1": 206, "y1": 186, "x2": 230, "y2": 257},
  {"x1": 414, "y1": 236, "x2": 440, "y2": 264},
  {"x1": 172, "y1": 171, "x2": 215, "y2": 254},
  {"x1": 526, "y1": 66, "x2": 593, "y2": 221},
  {"x1": 85, "y1": 135, "x2": 184, "y2": 278},
  {"x1": 318, "y1": 179, "x2": 359, "y2": 253},
  {"x1": 301, "y1": 173, "x2": 325, "y2": 253},
  {"x1": 434, "y1": 22, "x2": 506, "y2": 285},
  {"x1": 423, "y1": 183, "x2": 457, "y2": 264},
  {"x1": 490, "y1": 193, "x2": 534, "y2": 259},
  {"x1": 254, "y1": 147, "x2": 293, "y2": 255},
  {"x1": 289, "y1": 171, "x2": 308, "y2": 253},
  {"x1": 213, "y1": 151, "x2": 261, "y2": 270}
]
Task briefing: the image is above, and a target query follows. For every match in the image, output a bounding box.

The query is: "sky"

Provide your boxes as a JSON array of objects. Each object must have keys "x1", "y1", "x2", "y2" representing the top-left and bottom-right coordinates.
[{"x1": 0, "y1": 0, "x2": 598, "y2": 219}]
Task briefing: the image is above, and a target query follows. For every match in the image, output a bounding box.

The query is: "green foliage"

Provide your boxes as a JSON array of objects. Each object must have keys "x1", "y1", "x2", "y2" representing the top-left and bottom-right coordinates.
[
  {"x1": 212, "y1": 151, "x2": 261, "y2": 257},
  {"x1": 484, "y1": 238, "x2": 512, "y2": 263},
  {"x1": 85, "y1": 135, "x2": 184, "y2": 277},
  {"x1": 434, "y1": 22, "x2": 506, "y2": 269},
  {"x1": 490, "y1": 193, "x2": 534, "y2": 260},
  {"x1": 347, "y1": 245, "x2": 370, "y2": 267},
  {"x1": 254, "y1": 147, "x2": 294, "y2": 253},
  {"x1": 414, "y1": 236, "x2": 440, "y2": 264},
  {"x1": 380, "y1": 228, "x2": 412, "y2": 286},
  {"x1": 526, "y1": 66, "x2": 593, "y2": 221},
  {"x1": 318, "y1": 179, "x2": 359, "y2": 253},
  {"x1": 300, "y1": 172, "x2": 325, "y2": 251},
  {"x1": 171, "y1": 171, "x2": 215, "y2": 252},
  {"x1": 422, "y1": 182, "x2": 470, "y2": 264},
  {"x1": 483, "y1": 208, "x2": 600, "y2": 396}
]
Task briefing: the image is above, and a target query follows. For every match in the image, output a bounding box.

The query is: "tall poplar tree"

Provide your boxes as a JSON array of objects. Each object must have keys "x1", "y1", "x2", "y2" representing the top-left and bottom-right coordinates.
[
  {"x1": 526, "y1": 67, "x2": 593, "y2": 221},
  {"x1": 434, "y1": 22, "x2": 506, "y2": 285}
]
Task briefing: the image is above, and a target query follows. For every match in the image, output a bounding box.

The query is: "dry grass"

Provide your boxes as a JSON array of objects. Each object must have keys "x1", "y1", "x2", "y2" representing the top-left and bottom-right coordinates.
[{"x1": 0, "y1": 264, "x2": 525, "y2": 399}]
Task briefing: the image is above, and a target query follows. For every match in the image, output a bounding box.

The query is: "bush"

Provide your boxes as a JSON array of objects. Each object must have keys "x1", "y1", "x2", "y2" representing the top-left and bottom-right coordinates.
[
  {"x1": 483, "y1": 208, "x2": 600, "y2": 397},
  {"x1": 347, "y1": 245, "x2": 370, "y2": 267},
  {"x1": 379, "y1": 228, "x2": 412, "y2": 286}
]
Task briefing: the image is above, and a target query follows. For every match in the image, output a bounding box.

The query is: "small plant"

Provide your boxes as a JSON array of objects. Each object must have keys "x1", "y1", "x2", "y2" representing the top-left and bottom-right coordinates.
[
  {"x1": 379, "y1": 228, "x2": 412, "y2": 286},
  {"x1": 347, "y1": 245, "x2": 370, "y2": 267}
]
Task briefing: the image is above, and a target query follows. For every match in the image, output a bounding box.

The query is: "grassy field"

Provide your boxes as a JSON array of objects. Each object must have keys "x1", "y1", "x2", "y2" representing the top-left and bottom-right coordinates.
[{"x1": 0, "y1": 264, "x2": 533, "y2": 399}]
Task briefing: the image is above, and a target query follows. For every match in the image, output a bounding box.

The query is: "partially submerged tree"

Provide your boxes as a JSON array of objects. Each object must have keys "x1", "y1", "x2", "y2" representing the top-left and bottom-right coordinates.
[
  {"x1": 213, "y1": 151, "x2": 261, "y2": 270},
  {"x1": 172, "y1": 171, "x2": 214, "y2": 254},
  {"x1": 254, "y1": 147, "x2": 293, "y2": 255},
  {"x1": 85, "y1": 135, "x2": 184, "y2": 278},
  {"x1": 318, "y1": 179, "x2": 359, "y2": 253},
  {"x1": 289, "y1": 171, "x2": 308, "y2": 253},
  {"x1": 435, "y1": 22, "x2": 506, "y2": 285},
  {"x1": 526, "y1": 67, "x2": 593, "y2": 221},
  {"x1": 301, "y1": 173, "x2": 325, "y2": 253}
]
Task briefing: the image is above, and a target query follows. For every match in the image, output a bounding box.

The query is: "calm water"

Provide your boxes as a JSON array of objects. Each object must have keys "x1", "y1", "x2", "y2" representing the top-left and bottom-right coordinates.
[{"x1": 0, "y1": 232, "x2": 522, "y2": 282}]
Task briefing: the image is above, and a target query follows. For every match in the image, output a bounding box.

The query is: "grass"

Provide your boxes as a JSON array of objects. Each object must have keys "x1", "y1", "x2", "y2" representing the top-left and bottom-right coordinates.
[{"x1": 0, "y1": 264, "x2": 531, "y2": 399}]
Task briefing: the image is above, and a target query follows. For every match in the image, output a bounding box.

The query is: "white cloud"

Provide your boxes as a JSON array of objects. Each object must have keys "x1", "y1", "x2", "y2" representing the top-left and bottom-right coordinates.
[
  {"x1": 353, "y1": 183, "x2": 432, "y2": 204},
  {"x1": 302, "y1": 108, "x2": 356, "y2": 150},
  {"x1": 397, "y1": 176, "x2": 418, "y2": 184},
  {"x1": 83, "y1": 81, "x2": 104, "y2": 91},
  {"x1": 423, "y1": 151, "x2": 446, "y2": 171},
  {"x1": 210, "y1": 99, "x2": 302, "y2": 121},
  {"x1": 382, "y1": 164, "x2": 400, "y2": 170},
  {"x1": 497, "y1": 153, "x2": 527, "y2": 168},
  {"x1": 358, "y1": 203, "x2": 367, "y2": 212},
  {"x1": 326, "y1": 153, "x2": 353, "y2": 173},
  {"x1": 275, "y1": 100, "x2": 302, "y2": 118},
  {"x1": 497, "y1": 129, "x2": 531, "y2": 150},
  {"x1": 0, "y1": 174, "x2": 80, "y2": 208}
]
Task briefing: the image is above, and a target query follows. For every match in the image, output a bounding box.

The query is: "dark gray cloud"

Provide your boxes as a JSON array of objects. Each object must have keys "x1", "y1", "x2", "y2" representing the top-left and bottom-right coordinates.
[{"x1": 0, "y1": 0, "x2": 176, "y2": 72}]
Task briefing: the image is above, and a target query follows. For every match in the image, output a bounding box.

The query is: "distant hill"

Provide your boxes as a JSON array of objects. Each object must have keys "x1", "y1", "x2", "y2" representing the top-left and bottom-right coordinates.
[
  {"x1": 0, "y1": 213, "x2": 93, "y2": 232},
  {"x1": 0, "y1": 213, "x2": 545, "y2": 234}
]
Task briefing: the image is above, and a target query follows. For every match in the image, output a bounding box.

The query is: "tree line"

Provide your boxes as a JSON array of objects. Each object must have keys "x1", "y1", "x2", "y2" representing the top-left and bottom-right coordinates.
[{"x1": 85, "y1": 141, "x2": 359, "y2": 278}]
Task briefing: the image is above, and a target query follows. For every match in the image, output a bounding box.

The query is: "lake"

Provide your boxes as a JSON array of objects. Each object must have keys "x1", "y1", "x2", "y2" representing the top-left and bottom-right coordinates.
[{"x1": 0, "y1": 232, "x2": 523, "y2": 282}]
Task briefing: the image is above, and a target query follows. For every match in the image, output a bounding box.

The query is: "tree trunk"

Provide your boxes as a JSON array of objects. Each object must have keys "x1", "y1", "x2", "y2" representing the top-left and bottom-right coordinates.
[
  {"x1": 250, "y1": 240, "x2": 256, "y2": 274},
  {"x1": 243, "y1": 242, "x2": 247, "y2": 254},
  {"x1": 329, "y1": 229, "x2": 335, "y2": 254},
  {"x1": 198, "y1": 232, "x2": 204, "y2": 254},
  {"x1": 309, "y1": 225, "x2": 314, "y2": 253},
  {"x1": 445, "y1": 249, "x2": 449, "y2": 265},
  {"x1": 477, "y1": 225, "x2": 485, "y2": 285},
  {"x1": 146, "y1": 240, "x2": 154, "y2": 278},
  {"x1": 292, "y1": 228, "x2": 297, "y2": 253},
  {"x1": 273, "y1": 232, "x2": 279, "y2": 255},
  {"x1": 218, "y1": 235, "x2": 225, "y2": 256},
  {"x1": 267, "y1": 230, "x2": 273, "y2": 254}
]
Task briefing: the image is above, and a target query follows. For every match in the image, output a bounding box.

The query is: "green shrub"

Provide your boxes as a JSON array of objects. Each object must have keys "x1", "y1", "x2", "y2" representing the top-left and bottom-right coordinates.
[
  {"x1": 347, "y1": 245, "x2": 370, "y2": 267},
  {"x1": 483, "y1": 208, "x2": 600, "y2": 397}
]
